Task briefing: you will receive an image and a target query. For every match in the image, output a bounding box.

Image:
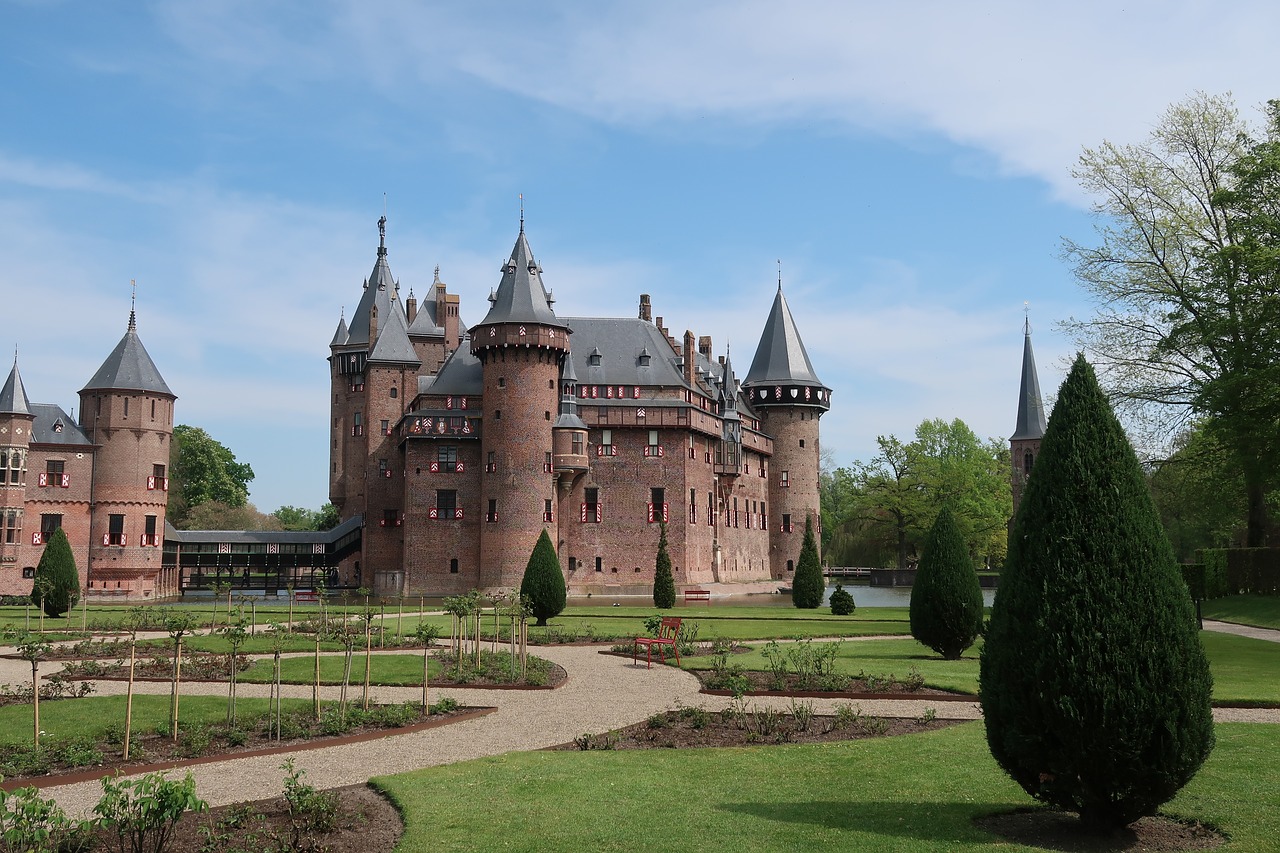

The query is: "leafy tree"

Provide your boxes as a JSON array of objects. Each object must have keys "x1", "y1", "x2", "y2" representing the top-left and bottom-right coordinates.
[
  {"x1": 272, "y1": 503, "x2": 341, "y2": 531},
  {"x1": 31, "y1": 527, "x2": 79, "y2": 618},
  {"x1": 181, "y1": 501, "x2": 282, "y2": 531},
  {"x1": 1064, "y1": 92, "x2": 1280, "y2": 546},
  {"x1": 980, "y1": 355, "x2": 1214, "y2": 830},
  {"x1": 828, "y1": 583, "x2": 855, "y2": 616},
  {"x1": 168, "y1": 425, "x2": 255, "y2": 527},
  {"x1": 652, "y1": 522, "x2": 676, "y2": 609},
  {"x1": 520, "y1": 530, "x2": 566, "y2": 626},
  {"x1": 791, "y1": 515, "x2": 823, "y2": 609},
  {"x1": 909, "y1": 506, "x2": 983, "y2": 659},
  {"x1": 314, "y1": 502, "x2": 340, "y2": 531}
]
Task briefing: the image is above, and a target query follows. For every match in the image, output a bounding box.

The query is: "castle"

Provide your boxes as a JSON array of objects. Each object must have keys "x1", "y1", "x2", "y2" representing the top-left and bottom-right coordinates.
[
  {"x1": 328, "y1": 219, "x2": 832, "y2": 595},
  {"x1": 0, "y1": 308, "x2": 178, "y2": 599}
]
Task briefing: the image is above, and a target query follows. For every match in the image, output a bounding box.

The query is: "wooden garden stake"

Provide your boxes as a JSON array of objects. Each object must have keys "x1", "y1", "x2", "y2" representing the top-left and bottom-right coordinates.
[{"x1": 123, "y1": 635, "x2": 136, "y2": 759}]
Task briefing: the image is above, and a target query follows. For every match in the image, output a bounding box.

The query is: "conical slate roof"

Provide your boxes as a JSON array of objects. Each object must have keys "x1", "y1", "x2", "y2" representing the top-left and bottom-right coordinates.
[
  {"x1": 330, "y1": 316, "x2": 349, "y2": 347},
  {"x1": 81, "y1": 312, "x2": 174, "y2": 396},
  {"x1": 368, "y1": 300, "x2": 421, "y2": 365},
  {"x1": 1012, "y1": 322, "x2": 1047, "y2": 440},
  {"x1": 0, "y1": 358, "x2": 31, "y2": 415},
  {"x1": 408, "y1": 269, "x2": 446, "y2": 337},
  {"x1": 475, "y1": 229, "x2": 568, "y2": 330},
  {"x1": 346, "y1": 226, "x2": 402, "y2": 349},
  {"x1": 743, "y1": 285, "x2": 824, "y2": 387}
]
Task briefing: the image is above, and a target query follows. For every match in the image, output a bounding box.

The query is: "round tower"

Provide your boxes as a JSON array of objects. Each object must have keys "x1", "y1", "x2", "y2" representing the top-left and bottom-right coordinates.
[
  {"x1": 741, "y1": 283, "x2": 831, "y2": 580},
  {"x1": 78, "y1": 306, "x2": 176, "y2": 597},
  {"x1": 471, "y1": 225, "x2": 571, "y2": 589},
  {"x1": 0, "y1": 358, "x2": 35, "y2": 591}
]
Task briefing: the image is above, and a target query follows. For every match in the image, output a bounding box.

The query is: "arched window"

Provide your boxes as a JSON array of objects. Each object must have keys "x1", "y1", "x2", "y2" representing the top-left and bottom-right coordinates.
[
  {"x1": 389, "y1": 387, "x2": 398, "y2": 399},
  {"x1": 1023, "y1": 451, "x2": 1034, "y2": 475}
]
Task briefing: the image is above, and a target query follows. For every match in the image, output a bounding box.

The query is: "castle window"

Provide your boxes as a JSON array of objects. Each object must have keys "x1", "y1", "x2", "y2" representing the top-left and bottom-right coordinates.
[
  {"x1": 589, "y1": 349, "x2": 602, "y2": 367},
  {"x1": 783, "y1": 514, "x2": 792, "y2": 533},
  {"x1": 689, "y1": 489, "x2": 696, "y2": 524},
  {"x1": 787, "y1": 559, "x2": 794, "y2": 572},
  {"x1": 799, "y1": 439, "x2": 805, "y2": 448},
  {"x1": 498, "y1": 377, "x2": 506, "y2": 388},
  {"x1": 383, "y1": 509, "x2": 398, "y2": 527},
  {"x1": 433, "y1": 490, "x2": 457, "y2": 520},
  {"x1": 450, "y1": 558, "x2": 459, "y2": 574},
  {"x1": 487, "y1": 499, "x2": 498, "y2": 523},
  {"x1": 352, "y1": 411, "x2": 363, "y2": 437},
  {"x1": 148, "y1": 464, "x2": 168, "y2": 491},
  {"x1": 108, "y1": 514, "x2": 125, "y2": 546},
  {"x1": 151, "y1": 399, "x2": 156, "y2": 420},
  {"x1": 41, "y1": 514, "x2": 62, "y2": 537},
  {"x1": 781, "y1": 470, "x2": 789, "y2": 488},
  {"x1": 545, "y1": 411, "x2": 551, "y2": 421},
  {"x1": 390, "y1": 387, "x2": 397, "y2": 399},
  {"x1": 1024, "y1": 451, "x2": 1034, "y2": 476},
  {"x1": 123, "y1": 397, "x2": 129, "y2": 418},
  {"x1": 144, "y1": 515, "x2": 157, "y2": 547},
  {"x1": 733, "y1": 497, "x2": 739, "y2": 528},
  {"x1": 707, "y1": 491, "x2": 714, "y2": 526},
  {"x1": 42, "y1": 460, "x2": 67, "y2": 488},
  {"x1": 568, "y1": 557, "x2": 576, "y2": 572},
  {"x1": 378, "y1": 459, "x2": 389, "y2": 478},
  {"x1": 583, "y1": 488, "x2": 601, "y2": 523},
  {"x1": 571, "y1": 432, "x2": 584, "y2": 455},
  {"x1": 544, "y1": 452, "x2": 553, "y2": 473},
  {"x1": 487, "y1": 451, "x2": 497, "y2": 473},
  {"x1": 543, "y1": 499, "x2": 553, "y2": 523},
  {"x1": 644, "y1": 430, "x2": 663, "y2": 458},
  {"x1": 495, "y1": 410, "x2": 501, "y2": 420},
  {"x1": 3, "y1": 510, "x2": 19, "y2": 545},
  {"x1": 381, "y1": 419, "x2": 390, "y2": 436},
  {"x1": 648, "y1": 488, "x2": 668, "y2": 523}
]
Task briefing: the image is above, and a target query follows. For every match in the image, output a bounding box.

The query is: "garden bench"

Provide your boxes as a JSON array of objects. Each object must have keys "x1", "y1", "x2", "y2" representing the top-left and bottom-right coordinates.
[
  {"x1": 294, "y1": 590, "x2": 321, "y2": 604},
  {"x1": 683, "y1": 589, "x2": 711, "y2": 603},
  {"x1": 633, "y1": 617, "x2": 682, "y2": 669}
]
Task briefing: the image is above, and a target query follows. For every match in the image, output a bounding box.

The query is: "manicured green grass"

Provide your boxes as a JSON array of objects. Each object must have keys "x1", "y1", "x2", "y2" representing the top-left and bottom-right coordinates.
[
  {"x1": 239, "y1": 653, "x2": 440, "y2": 686},
  {"x1": 1202, "y1": 594, "x2": 1280, "y2": 630},
  {"x1": 0, "y1": 694, "x2": 314, "y2": 744},
  {"x1": 1199, "y1": 632, "x2": 1280, "y2": 705},
  {"x1": 373, "y1": 722, "x2": 1279, "y2": 852}
]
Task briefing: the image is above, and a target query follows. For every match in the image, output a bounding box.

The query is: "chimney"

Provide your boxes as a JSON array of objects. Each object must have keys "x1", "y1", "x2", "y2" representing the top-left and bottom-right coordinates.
[
  {"x1": 639, "y1": 294, "x2": 652, "y2": 323},
  {"x1": 369, "y1": 304, "x2": 378, "y2": 341},
  {"x1": 699, "y1": 336, "x2": 713, "y2": 358},
  {"x1": 683, "y1": 330, "x2": 697, "y2": 387},
  {"x1": 406, "y1": 293, "x2": 417, "y2": 326}
]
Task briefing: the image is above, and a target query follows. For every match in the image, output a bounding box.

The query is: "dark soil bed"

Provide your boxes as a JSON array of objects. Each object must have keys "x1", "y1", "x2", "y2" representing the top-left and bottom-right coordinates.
[
  {"x1": 976, "y1": 808, "x2": 1225, "y2": 851},
  {"x1": 691, "y1": 667, "x2": 972, "y2": 700},
  {"x1": 550, "y1": 705, "x2": 962, "y2": 750},
  {"x1": 79, "y1": 783, "x2": 402, "y2": 853}
]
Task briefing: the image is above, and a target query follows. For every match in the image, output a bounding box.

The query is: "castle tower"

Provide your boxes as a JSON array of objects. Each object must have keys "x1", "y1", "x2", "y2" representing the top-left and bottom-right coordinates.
[
  {"x1": 78, "y1": 306, "x2": 176, "y2": 596},
  {"x1": 1010, "y1": 318, "x2": 1047, "y2": 516},
  {"x1": 329, "y1": 218, "x2": 421, "y2": 591},
  {"x1": 470, "y1": 224, "x2": 571, "y2": 588},
  {"x1": 742, "y1": 282, "x2": 831, "y2": 579},
  {"x1": 0, "y1": 358, "x2": 34, "y2": 587}
]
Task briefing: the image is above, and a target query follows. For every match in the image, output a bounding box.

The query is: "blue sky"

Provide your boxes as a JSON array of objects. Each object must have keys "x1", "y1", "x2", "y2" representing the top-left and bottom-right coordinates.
[{"x1": 3, "y1": 1, "x2": 1278, "y2": 512}]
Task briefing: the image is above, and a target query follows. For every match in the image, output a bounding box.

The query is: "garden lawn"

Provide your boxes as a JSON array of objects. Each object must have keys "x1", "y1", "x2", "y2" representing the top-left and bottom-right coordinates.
[
  {"x1": 0, "y1": 695, "x2": 315, "y2": 744},
  {"x1": 679, "y1": 632, "x2": 1280, "y2": 704},
  {"x1": 239, "y1": 653, "x2": 442, "y2": 686},
  {"x1": 374, "y1": 722, "x2": 1279, "y2": 852},
  {"x1": 1202, "y1": 594, "x2": 1280, "y2": 630}
]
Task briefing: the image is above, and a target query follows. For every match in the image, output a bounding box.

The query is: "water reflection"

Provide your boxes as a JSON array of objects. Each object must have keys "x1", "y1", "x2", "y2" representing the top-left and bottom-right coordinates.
[{"x1": 570, "y1": 583, "x2": 997, "y2": 609}]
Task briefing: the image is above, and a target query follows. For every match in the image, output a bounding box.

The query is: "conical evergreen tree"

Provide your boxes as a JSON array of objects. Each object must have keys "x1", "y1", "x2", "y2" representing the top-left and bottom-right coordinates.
[
  {"x1": 791, "y1": 515, "x2": 824, "y2": 609},
  {"x1": 31, "y1": 527, "x2": 79, "y2": 618},
  {"x1": 519, "y1": 530, "x2": 566, "y2": 627},
  {"x1": 910, "y1": 506, "x2": 984, "y2": 660},
  {"x1": 653, "y1": 522, "x2": 676, "y2": 609},
  {"x1": 980, "y1": 355, "x2": 1214, "y2": 830}
]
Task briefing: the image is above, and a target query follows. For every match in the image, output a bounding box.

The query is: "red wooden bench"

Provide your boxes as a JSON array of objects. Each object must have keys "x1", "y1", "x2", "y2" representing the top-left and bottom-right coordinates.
[
  {"x1": 294, "y1": 590, "x2": 321, "y2": 604},
  {"x1": 683, "y1": 589, "x2": 711, "y2": 603},
  {"x1": 633, "y1": 617, "x2": 682, "y2": 669}
]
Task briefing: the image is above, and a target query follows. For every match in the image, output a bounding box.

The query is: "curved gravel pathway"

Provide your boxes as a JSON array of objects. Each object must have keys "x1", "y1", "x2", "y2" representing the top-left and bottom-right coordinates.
[{"x1": 0, "y1": 616, "x2": 1276, "y2": 816}]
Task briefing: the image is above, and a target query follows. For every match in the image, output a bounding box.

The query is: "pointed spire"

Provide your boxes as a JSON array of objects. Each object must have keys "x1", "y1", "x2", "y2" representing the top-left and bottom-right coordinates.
[
  {"x1": 475, "y1": 227, "x2": 568, "y2": 330},
  {"x1": 555, "y1": 354, "x2": 587, "y2": 429},
  {"x1": 128, "y1": 279, "x2": 137, "y2": 332},
  {"x1": 1012, "y1": 317, "x2": 1048, "y2": 440},
  {"x1": 82, "y1": 310, "x2": 173, "y2": 396},
  {"x1": 743, "y1": 284, "x2": 824, "y2": 387},
  {"x1": 0, "y1": 353, "x2": 31, "y2": 415},
  {"x1": 377, "y1": 214, "x2": 387, "y2": 258}
]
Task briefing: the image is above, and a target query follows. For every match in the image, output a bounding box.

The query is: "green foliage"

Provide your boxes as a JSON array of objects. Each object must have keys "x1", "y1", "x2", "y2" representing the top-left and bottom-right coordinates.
[
  {"x1": 30, "y1": 528, "x2": 78, "y2": 618},
  {"x1": 1147, "y1": 423, "x2": 1252, "y2": 559},
  {"x1": 828, "y1": 584, "x2": 855, "y2": 616},
  {"x1": 272, "y1": 503, "x2": 340, "y2": 532},
  {"x1": 909, "y1": 506, "x2": 983, "y2": 660},
  {"x1": 0, "y1": 783, "x2": 89, "y2": 853},
  {"x1": 791, "y1": 516, "x2": 823, "y2": 609},
  {"x1": 94, "y1": 771, "x2": 207, "y2": 853},
  {"x1": 1200, "y1": 548, "x2": 1230, "y2": 598},
  {"x1": 1181, "y1": 564, "x2": 1206, "y2": 601},
  {"x1": 652, "y1": 522, "x2": 676, "y2": 609},
  {"x1": 980, "y1": 355, "x2": 1215, "y2": 829},
  {"x1": 520, "y1": 530, "x2": 566, "y2": 627},
  {"x1": 169, "y1": 424, "x2": 255, "y2": 528},
  {"x1": 279, "y1": 758, "x2": 338, "y2": 846}
]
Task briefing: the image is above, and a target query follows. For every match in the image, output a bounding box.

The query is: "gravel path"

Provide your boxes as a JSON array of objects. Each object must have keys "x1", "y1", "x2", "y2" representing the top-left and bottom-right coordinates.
[{"x1": 0, "y1": 618, "x2": 1276, "y2": 816}]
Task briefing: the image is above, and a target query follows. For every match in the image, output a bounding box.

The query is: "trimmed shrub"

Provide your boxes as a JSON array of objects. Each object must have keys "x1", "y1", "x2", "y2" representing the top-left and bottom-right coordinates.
[
  {"x1": 829, "y1": 584, "x2": 855, "y2": 616},
  {"x1": 980, "y1": 355, "x2": 1214, "y2": 830},
  {"x1": 791, "y1": 515, "x2": 824, "y2": 609},
  {"x1": 653, "y1": 522, "x2": 676, "y2": 609},
  {"x1": 1181, "y1": 564, "x2": 1206, "y2": 601},
  {"x1": 910, "y1": 506, "x2": 983, "y2": 659},
  {"x1": 1198, "y1": 548, "x2": 1230, "y2": 598},
  {"x1": 520, "y1": 529, "x2": 566, "y2": 627},
  {"x1": 31, "y1": 527, "x2": 79, "y2": 618}
]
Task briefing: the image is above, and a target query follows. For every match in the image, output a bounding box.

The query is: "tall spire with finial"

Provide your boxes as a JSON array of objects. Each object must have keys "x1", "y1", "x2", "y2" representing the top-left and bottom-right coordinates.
[
  {"x1": 377, "y1": 214, "x2": 387, "y2": 258},
  {"x1": 128, "y1": 279, "x2": 137, "y2": 332},
  {"x1": 519, "y1": 193, "x2": 524, "y2": 234},
  {"x1": 1012, "y1": 305, "x2": 1046, "y2": 441},
  {"x1": 777, "y1": 259, "x2": 783, "y2": 292}
]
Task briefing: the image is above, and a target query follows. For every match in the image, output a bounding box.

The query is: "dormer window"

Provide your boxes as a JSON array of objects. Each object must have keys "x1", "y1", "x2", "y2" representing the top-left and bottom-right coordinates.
[
  {"x1": 638, "y1": 347, "x2": 651, "y2": 367},
  {"x1": 589, "y1": 348, "x2": 602, "y2": 367}
]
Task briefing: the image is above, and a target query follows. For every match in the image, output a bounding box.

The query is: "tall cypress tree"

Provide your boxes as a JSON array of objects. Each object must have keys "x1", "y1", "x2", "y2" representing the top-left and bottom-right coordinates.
[
  {"x1": 31, "y1": 528, "x2": 79, "y2": 618},
  {"x1": 910, "y1": 505, "x2": 983, "y2": 660},
  {"x1": 520, "y1": 530, "x2": 566, "y2": 627},
  {"x1": 980, "y1": 355, "x2": 1214, "y2": 830},
  {"x1": 791, "y1": 515, "x2": 824, "y2": 609},
  {"x1": 653, "y1": 522, "x2": 676, "y2": 609}
]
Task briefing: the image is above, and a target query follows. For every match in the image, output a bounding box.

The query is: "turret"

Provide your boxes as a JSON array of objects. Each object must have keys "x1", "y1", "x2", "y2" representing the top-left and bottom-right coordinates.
[
  {"x1": 552, "y1": 354, "x2": 588, "y2": 475},
  {"x1": 78, "y1": 304, "x2": 176, "y2": 592},
  {"x1": 0, "y1": 357, "x2": 34, "y2": 575},
  {"x1": 1010, "y1": 317, "x2": 1047, "y2": 516},
  {"x1": 470, "y1": 223, "x2": 571, "y2": 589},
  {"x1": 742, "y1": 281, "x2": 831, "y2": 580}
]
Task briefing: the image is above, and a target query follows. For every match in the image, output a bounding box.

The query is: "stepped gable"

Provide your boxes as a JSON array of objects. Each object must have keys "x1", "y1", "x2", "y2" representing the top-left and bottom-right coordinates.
[
  {"x1": 1012, "y1": 319, "x2": 1047, "y2": 440},
  {"x1": 0, "y1": 358, "x2": 30, "y2": 414},
  {"x1": 80, "y1": 310, "x2": 174, "y2": 396}
]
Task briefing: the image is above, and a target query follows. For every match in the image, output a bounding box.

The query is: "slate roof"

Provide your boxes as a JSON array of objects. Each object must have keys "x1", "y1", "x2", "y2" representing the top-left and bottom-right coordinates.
[
  {"x1": 1012, "y1": 324, "x2": 1048, "y2": 440},
  {"x1": 554, "y1": 353, "x2": 587, "y2": 430},
  {"x1": 367, "y1": 300, "x2": 420, "y2": 365},
  {"x1": 743, "y1": 285, "x2": 825, "y2": 388},
  {"x1": 407, "y1": 270, "x2": 446, "y2": 337},
  {"x1": 564, "y1": 318, "x2": 687, "y2": 389},
  {"x1": 0, "y1": 359, "x2": 30, "y2": 415},
  {"x1": 166, "y1": 514, "x2": 363, "y2": 545},
  {"x1": 422, "y1": 342, "x2": 483, "y2": 396},
  {"x1": 474, "y1": 229, "x2": 568, "y2": 330},
  {"x1": 345, "y1": 237, "x2": 402, "y2": 349},
  {"x1": 29, "y1": 403, "x2": 92, "y2": 446},
  {"x1": 81, "y1": 312, "x2": 174, "y2": 396},
  {"x1": 330, "y1": 316, "x2": 349, "y2": 347}
]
